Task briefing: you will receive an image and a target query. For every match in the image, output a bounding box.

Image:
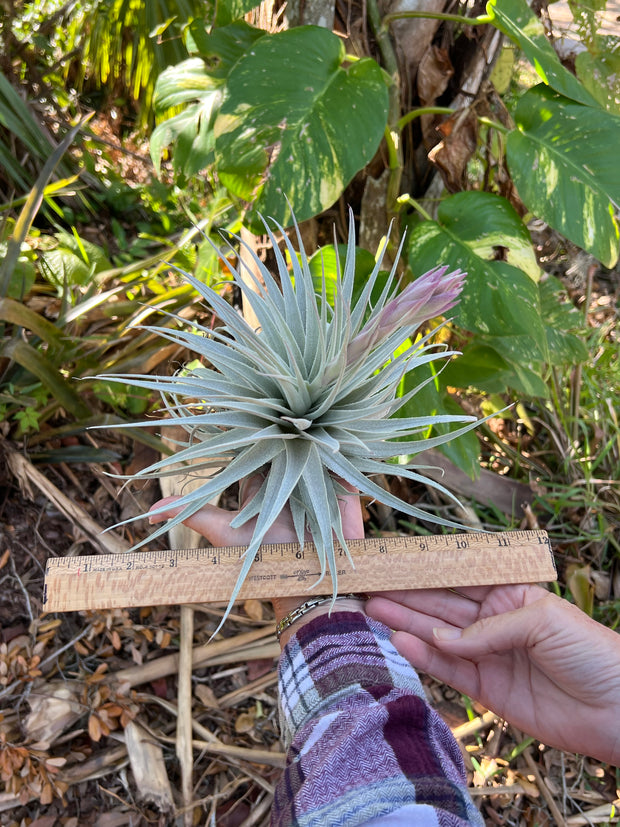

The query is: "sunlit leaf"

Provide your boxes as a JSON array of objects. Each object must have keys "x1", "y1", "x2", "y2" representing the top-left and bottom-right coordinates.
[
  {"x1": 0, "y1": 339, "x2": 90, "y2": 419},
  {"x1": 487, "y1": 0, "x2": 597, "y2": 105},
  {"x1": 0, "y1": 298, "x2": 64, "y2": 347},
  {"x1": 0, "y1": 117, "x2": 89, "y2": 298},
  {"x1": 214, "y1": 26, "x2": 389, "y2": 228},
  {"x1": 507, "y1": 85, "x2": 620, "y2": 267}
]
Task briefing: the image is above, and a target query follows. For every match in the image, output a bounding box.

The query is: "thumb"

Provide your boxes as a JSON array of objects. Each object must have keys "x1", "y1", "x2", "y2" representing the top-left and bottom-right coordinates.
[
  {"x1": 432, "y1": 598, "x2": 550, "y2": 657},
  {"x1": 148, "y1": 497, "x2": 254, "y2": 547}
]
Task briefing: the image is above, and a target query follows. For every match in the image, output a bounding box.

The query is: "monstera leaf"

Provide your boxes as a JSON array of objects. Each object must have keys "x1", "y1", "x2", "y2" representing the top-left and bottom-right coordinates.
[{"x1": 213, "y1": 26, "x2": 389, "y2": 229}]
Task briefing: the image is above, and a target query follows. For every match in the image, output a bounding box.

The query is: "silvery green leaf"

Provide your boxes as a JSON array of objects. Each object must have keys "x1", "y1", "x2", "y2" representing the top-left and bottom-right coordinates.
[{"x1": 320, "y1": 450, "x2": 468, "y2": 532}]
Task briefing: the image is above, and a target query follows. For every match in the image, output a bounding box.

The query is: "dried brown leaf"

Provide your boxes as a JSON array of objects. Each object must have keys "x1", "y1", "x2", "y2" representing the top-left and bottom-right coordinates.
[
  {"x1": 157, "y1": 630, "x2": 171, "y2": 649},
  {"x1": 88, "y1": 714, "x2": 102, "y2": 742},
  {"x1": 44, "y1": 756, "x2": 67, "y2": 770},
  {"x1": 24, "y1": 682, "x2": 83, "y2": 746},
  {"x1": 428, "y1": 107, "x2": 479, "y2": 193},
  {"x1": 195, "y1": 684, "x2": 219, "y2": 709},
  {"x1": 515, "y1": 772, "x2": 540, "y2": 798},
  {"x1": 74, "y1": 640, "x2": 90, "y2": 656},
  {"x1": 234, "y1": 711, "x2": 256, "y2": 735},
  {"x1": 417, "y1": 46, "x2": 454, "y2": 106},
  {"x1": 40, "y1": 781, "x2": 54, "y2": 805}
]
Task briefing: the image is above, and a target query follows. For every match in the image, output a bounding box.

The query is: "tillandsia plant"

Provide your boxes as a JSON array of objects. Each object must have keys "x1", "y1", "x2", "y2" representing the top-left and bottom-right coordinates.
[{"x1": 101, "y1": 212, "x2": 480, "y2": 621}]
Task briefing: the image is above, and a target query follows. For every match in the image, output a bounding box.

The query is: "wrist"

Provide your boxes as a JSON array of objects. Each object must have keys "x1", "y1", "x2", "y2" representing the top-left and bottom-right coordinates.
[{"x1": 274, "y1": 595, "x2": 367, "y2": 647}]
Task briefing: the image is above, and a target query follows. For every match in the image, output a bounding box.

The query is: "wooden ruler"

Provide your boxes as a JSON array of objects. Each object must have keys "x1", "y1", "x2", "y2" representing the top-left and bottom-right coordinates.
[{"x1": 43, "y1": 530, "x2": 556, "y2": 612}]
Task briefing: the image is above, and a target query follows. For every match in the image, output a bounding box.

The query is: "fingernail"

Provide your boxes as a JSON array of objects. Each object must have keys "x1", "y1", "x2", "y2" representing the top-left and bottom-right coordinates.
[{"x1": 433, "y1": 626, "x2": 462, "y2": 640}]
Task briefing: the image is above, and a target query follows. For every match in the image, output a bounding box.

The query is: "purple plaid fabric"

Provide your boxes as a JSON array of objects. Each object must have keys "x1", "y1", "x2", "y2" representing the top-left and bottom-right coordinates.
[{"x1": 272, "y1": 611, "x2": 484, "y2": 827}]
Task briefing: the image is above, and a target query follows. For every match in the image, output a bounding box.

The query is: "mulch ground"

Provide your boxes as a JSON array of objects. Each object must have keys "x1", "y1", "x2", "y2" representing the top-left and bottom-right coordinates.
[{"x1": 1, "y1": 402, "x2": 619, "y2": 827}]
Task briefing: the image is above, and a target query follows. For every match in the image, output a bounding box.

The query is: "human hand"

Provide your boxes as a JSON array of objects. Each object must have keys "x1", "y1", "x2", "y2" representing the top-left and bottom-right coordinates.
[
  {"x1": 366, "y1": 584, "x2": 620, "y2": 765},
  {"x1": 149, "y1": 477, "x2": 365, "y2": 644}
]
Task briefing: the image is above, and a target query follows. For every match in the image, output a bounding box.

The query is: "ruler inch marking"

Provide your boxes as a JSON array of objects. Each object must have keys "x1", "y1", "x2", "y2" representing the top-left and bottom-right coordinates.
[{"x1": 43, "y1": 530, "x2": 556, "y2": 613}]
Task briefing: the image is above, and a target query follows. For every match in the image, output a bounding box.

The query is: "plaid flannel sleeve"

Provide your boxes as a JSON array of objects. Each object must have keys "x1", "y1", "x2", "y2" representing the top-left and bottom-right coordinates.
[{"x1": 272, "y1": 611, "x2": 484, "y2": 827}]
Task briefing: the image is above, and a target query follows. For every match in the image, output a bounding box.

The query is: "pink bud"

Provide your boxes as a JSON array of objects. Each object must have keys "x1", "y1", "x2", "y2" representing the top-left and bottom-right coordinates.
[{"x1": 347, "y1": 266, "x2": 465, "y2": 364}]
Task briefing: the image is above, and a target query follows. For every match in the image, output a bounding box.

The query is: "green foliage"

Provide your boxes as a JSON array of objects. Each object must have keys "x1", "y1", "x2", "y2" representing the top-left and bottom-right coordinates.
[
  {"x1": 150, "y1": 21, "x2": 268, "y2": 181},
  {"x1": 486, "y1": 0, "x2": 597, "y2": 106},
  {"x1": 68, "y1": 0, "x2": 205, "y2": 126},
  {"x1": 4, "y1": 0, "x2": 617, "y2": 492},
  {"x1": 0, "y1": 127, "x2": 240, "y2": 445},
  {"x1": 0, "y1": 118, "x2": 87, "y2": 299},
  {"x1": 569, "y1": 0, "x2": 620, "y2": 114},
  {"x1": 406, "y1": 192, "x2": 587, "y2": 398},
  {"x1": 407, "y1": 191, "x2": 540, "y2": 283},
  {"x1": 152, "y1": 22, "x2": 389, "y2": 229},
  {"x1": 214, "y1": 27, "x2": 389, "y2": 229},
  {"x1": 507, "y1": 86, "x2": 620, "y2": 267},
  {"x1": 0, "y1": 72, "x2": 82, "y2": 205},
  {"x1": 150, "y1": 58, "x2": 223, "y2": 180}
]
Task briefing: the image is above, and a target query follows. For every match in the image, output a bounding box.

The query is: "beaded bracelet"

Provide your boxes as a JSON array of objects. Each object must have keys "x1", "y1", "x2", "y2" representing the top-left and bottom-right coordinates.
[{"x1": 275, "y1": 594, "x2": 366, "y2": 641}]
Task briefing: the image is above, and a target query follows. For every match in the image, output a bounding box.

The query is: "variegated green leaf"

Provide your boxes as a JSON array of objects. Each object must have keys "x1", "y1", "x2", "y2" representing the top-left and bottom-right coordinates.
[
  {"x1": 486, "y1": 0, "x2": 597, "y2": 106},
  {"x1": 507, "y1": 85, "x2": 620, "y2": 267},
  {"x1": 213, "y1": 27, "x2": 389, "y2": 229}
]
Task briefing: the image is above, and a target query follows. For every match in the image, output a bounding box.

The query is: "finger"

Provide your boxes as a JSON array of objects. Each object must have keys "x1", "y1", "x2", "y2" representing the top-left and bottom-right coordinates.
[
  {"x1": 149, "y1": 498, "x2": 253, "y2": 547},
  {"x1": 367, "y1": 589, "x2": 482, "y2": 629},
  {"x1": 336, "y1": 488, "x2": 364, "y2": 538},
  {"x1": 367, "y1": 596, "x2": 446, "y2": 641},
  {"x1": 239, "y1": 474, "x2": 264, "y2": 508},
  {"x1": 368, "y1": 596, "x2": 467, "y2": 650},
  {"x1": 390, "y1": 631, "x2": 482, "y2": 699},
  {"x1": 148, "y1": 496, "x2": 184, "y2": 520},
  {"x1": 453, "y1": 583, "x2": 548, "y2": 614},
  {"x1": 432, "y1": 593, "x2": 554, "y2": 658}
]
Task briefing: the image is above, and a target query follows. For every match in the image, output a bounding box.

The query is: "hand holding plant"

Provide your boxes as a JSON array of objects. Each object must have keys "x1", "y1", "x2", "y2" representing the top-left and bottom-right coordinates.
[
  {"x1": 148, "y1": 475, "x2": 366, "y2": 643},
  {"x1": 147, "y1": 476, "x2": 364, "y2": 552}
]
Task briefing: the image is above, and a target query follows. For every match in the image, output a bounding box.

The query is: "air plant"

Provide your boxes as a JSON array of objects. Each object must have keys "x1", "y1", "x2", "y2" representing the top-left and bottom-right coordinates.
[{"x1": 101, "y1": 212, "x2": 479, "y2": 621}]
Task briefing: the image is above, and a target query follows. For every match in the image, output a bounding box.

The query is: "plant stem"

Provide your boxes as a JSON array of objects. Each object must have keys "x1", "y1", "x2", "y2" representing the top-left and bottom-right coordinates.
[
  {"x1": 397, "y1": 106, "x2": 453, "y2": 132},
  {"x1": 477, "y1": 116, "x2": 510, "y2": 134},
  {"x1": 571, "y1": 263, "x2": 596, "y2": 445},
  {"x1": 381, "y1": 10, "x2": 492, "y2": 29},
  {"x1": 396, "y1": 194, "x2": 433, "y2": 222},
  {"x1": 366, "y1": 0, "x2": 402, "y2": 215},
  {"x1": 384, "y1": 126, "x2": 400, "y2": 172},
  {"x1": 366, "y1": 0, "x2": 399, "y2": 83}
]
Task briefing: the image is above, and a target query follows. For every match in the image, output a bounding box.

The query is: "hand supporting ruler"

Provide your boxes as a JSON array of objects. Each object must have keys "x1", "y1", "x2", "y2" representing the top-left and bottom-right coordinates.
[{"x1": 43, "y1": 530, "x2": 556, "y2": 612}]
